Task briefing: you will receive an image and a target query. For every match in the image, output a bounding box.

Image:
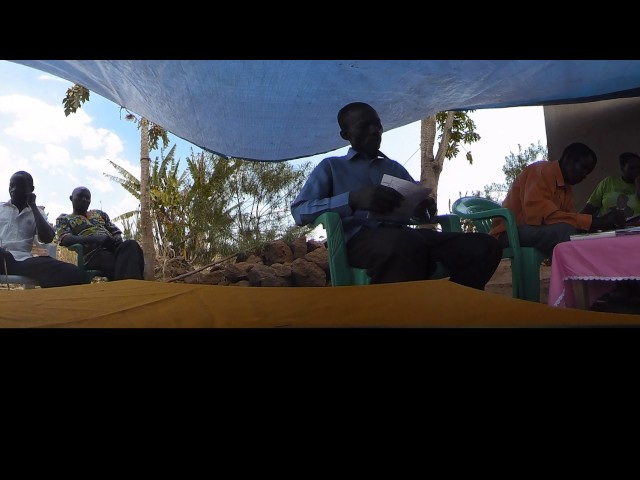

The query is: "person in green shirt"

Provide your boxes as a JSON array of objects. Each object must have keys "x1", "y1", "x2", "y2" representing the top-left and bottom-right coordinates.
[
  {"x1": 581, "y1": 151, "x2": 640, "y2": 303},
  {"x1": 580, "y1": 151, "x2": 640, "y2": 224}
]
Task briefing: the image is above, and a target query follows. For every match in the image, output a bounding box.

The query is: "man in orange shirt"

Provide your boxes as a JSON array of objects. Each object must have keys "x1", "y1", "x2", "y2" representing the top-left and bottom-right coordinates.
[{"x1": 489, "y1": 142, "x2": 625, "y2": 258}]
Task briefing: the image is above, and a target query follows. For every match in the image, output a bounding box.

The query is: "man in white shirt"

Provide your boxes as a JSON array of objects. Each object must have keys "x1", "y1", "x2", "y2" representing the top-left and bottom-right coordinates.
[{"x1": 0, "y1": 171, "x2": 86, "y2": 287}]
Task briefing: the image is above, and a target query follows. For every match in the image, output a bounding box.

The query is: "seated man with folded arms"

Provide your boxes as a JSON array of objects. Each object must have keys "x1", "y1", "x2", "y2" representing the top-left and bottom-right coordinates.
[
  {"x1": 0, "y1": 171, "x2": 86, "y2": 287},
  {"x1": 55, "y1": 186, "x2": 145, "y2": 281}
]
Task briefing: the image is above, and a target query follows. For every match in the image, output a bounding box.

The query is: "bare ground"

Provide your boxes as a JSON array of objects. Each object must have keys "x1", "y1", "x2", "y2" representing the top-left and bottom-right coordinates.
[{"x1": 484, "y1": 258, "x2": 551, "y2": 303}]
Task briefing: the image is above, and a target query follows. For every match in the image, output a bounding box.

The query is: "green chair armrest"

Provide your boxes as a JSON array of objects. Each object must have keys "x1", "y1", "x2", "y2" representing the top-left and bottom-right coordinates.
[
  {"x1": 452, "y1": 206, "x2": 522, "y2": 251},
  {"x1": 434, "y1": 214, "x2": 462, "y2": 233},
  {"x1": 312, "y1": 211, "x2": 455, "y2": 286},
  {"x1": 66, "y1": 243, "x2": 87, "y2": 265},
  {"x1": 312, "y1": 212, "x2": 360, "y2": 286},
  {"x1": 64, "y1": 243, "x2": 105, "y2": 283}
]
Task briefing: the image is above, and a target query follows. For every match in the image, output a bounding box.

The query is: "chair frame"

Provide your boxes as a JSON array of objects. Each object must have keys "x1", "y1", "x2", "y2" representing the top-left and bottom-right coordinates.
[
  {"x1": 2, "y1": 243, "x2": 58, "y2": 289},
  {"x1": 2, "y1": 242, "x2": 107, "y2": 288},
  {"x1": 65, "y1": 243, "x2": 106, "y2": 283},
  {"x1": 451, "y1": 196, "x2": 546, "y2": 302},
  {"x1": 312, "y1": 211, "x2": 462, "y2": 286}
]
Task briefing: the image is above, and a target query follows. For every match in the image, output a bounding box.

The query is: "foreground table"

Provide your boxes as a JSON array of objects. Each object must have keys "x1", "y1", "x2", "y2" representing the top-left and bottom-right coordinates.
[
  {"x1": 549, "y1": 234, "x2": 640, "y2": 309},
  {"x1": 3, "y1": 278, "x2": 640, "y2": 327}
]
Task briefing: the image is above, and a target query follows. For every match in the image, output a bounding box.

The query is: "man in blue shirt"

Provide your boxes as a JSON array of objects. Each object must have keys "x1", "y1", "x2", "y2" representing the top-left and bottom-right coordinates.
[{"x1": 291, "y1": 102, "x2": 501, "y2": 289}]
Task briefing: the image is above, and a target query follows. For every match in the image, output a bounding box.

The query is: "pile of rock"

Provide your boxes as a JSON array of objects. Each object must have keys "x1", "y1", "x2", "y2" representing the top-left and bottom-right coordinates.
[{"x1": 169, "y1": 237, "x2": 331, "y2": 287}]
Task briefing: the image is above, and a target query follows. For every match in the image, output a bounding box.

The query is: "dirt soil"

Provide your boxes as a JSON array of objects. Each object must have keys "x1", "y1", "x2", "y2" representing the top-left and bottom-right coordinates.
[{"x1": 484, "y1": 259, "x2": 551, "y2": 303}]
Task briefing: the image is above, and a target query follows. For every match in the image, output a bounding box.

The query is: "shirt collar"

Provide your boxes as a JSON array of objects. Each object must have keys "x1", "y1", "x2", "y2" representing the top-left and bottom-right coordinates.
[
  {"x1": 551, "y1": 160, "x2": 567, "y2": 188},
  {"x1": 346, "y1": 147, "x2": 388, "y2": 161}
]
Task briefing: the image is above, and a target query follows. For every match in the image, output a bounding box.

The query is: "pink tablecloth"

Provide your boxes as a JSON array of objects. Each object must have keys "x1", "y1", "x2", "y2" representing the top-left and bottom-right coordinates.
[{"x1": 549, "y1": 235, "x2": 640, "y2": 308}]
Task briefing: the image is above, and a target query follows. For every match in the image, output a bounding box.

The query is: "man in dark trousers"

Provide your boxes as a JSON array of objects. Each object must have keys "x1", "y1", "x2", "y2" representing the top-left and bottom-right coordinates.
[
  {"x1": 291, "y1": 101, "x2": 502, "y2": 289},
  {"x1": 55, "y1": 186, "x2": 145, "y2": 281},
  {"x1": 0, "y1": 171, "x2": 86, "y2": 287},
  {"x1": 489, "y1": 142, "x2": 626, "y2": 258}
]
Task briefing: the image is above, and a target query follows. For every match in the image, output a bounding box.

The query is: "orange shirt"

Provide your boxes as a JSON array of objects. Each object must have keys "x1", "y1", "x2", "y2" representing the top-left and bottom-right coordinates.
[{"x1": 489, "y1": 160, "x2": 593, "y2": 238}]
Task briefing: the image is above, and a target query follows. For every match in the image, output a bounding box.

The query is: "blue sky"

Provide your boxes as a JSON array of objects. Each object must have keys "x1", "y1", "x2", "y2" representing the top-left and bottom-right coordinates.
[{"x1": 0, "y1": 60, "x2": 547, "y2": 233}]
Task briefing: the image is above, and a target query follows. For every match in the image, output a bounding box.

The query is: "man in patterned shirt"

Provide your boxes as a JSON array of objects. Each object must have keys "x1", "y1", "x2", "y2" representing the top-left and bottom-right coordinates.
[{"x1": 55, "y1": 186, "x2": 144, "y2": 281}]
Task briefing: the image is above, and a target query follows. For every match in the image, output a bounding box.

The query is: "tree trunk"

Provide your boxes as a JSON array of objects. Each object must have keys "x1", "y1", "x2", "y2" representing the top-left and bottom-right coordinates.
[
  {"x1": 139, "y1": 118, "x2": 155, "y2": 280},
  {"x1": 420, "y1": 115, "x2": 440, "y2": 202},
  {"x1": 420, "y1": 112, "x2": 456, "y2": 204}
]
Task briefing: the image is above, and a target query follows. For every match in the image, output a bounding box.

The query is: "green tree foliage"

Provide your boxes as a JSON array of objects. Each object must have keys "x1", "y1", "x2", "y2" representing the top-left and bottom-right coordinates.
[
  {"x1": 122, "y1": 111, "x2": 169, "y2": 151},
  {"x1": 502, "y1": 141, "x2": 548, "y2": 187},
  {"x1": 62, "y1": 84, "x2": 90, "y2": 117},
  {"x1": 227, "y1": 158, "x2": 312, "y2": 252},
  {"x1": 420, "y1": 111, "x2": 480, "y2": 202},
  {"x1": 105, "y1": 148, "x2": 314, "y2": 266},
  {"x1": 149, "y1": 145, "x2": 190, "y2": 259},
  {"x1": 435, "y1": 111, "x2": 481, "y2": 163}
]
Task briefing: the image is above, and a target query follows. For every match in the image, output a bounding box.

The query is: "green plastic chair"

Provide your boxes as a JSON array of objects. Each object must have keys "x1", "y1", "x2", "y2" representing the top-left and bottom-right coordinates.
[
  {"x1": 451, "y1": 196, "x2": 546, "y2": 302},
  {"x1": 65, "y1": 243, "x2": 106, "y2": 283},
  {"x1": 311, "y1": 211, "x2": 462, "y2": 286}
]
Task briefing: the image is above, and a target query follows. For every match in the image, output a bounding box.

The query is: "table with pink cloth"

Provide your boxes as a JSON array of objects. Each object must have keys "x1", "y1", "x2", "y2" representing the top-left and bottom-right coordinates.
[{"x1": 548, "y1": 234, "x2": 640, "y2": 309}]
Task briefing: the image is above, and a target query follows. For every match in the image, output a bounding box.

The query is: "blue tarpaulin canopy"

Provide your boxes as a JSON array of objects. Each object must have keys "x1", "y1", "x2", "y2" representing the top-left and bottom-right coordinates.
[{"x1": 11, "y1": 60, "x2": 640, "y2": 161}]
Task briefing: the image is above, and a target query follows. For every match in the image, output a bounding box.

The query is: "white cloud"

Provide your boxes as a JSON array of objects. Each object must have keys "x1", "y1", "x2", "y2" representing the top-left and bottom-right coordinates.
[
  {"x1": 0, "y1": 89, "x2": 139, "y2": 228},
  {"x1": 0, "y1": 94, "x2": 92, "y2": 145},
  {"x1": 38, "y1": 74, "x2": 68, "y2": 83},
  {"x1": 33, "y1": 144, "x2": 72, "y2": 169}
]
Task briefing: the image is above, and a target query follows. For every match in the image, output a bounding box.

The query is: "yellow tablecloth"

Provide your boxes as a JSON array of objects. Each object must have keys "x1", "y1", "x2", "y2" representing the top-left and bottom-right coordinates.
[{"x1": 1, "y1": 279, "x2": 638, "y2": 328}]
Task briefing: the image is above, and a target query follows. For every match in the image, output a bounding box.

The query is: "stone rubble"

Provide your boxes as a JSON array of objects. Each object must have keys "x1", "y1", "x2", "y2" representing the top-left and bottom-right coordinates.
[{"x1": 173, "y1": 237, "x2": 331, "y2": 287}]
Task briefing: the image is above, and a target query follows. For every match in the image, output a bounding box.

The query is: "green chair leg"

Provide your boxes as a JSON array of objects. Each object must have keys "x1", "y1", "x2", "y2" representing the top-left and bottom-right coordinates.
[
  {"x1": 451, "y1": 196, "x2": 546, "y2": 303},
  {"x1": 66, "y1": 243, "x2": 106, "y2": 284},
  {"x1": 312, "y1": 212, "x2": 367, "y2": 286},
  {"x1": 520, "y1": 248, "x2": 547, "y2": 302},
  {"x1": 352, "y1": 268, "x2": 370, "y2": 285}
]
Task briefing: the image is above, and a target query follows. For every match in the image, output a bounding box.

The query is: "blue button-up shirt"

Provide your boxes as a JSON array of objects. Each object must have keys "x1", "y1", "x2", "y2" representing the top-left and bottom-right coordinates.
[{"x1": 291, "y1": 147, "x2": 417, "y2": 243}]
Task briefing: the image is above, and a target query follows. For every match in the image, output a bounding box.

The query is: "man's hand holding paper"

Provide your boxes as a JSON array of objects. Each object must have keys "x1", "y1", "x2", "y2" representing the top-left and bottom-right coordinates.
[
  {"x1": 349, "y1": 184, "x2": 404, "y2": 213},
  {"x1": 413, "y1": 196, "x2": 438, "y2": 223},
  {"x1": 366, "y1": 174, "x2": 433, "y2": 224}
]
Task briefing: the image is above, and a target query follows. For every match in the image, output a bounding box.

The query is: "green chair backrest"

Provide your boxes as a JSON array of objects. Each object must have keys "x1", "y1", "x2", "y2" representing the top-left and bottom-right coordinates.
[
  {"x1": 450, "y1": 196, "x2": 502, "y2": 234},
  {"x1": 65, "y1": 243, "x2": 106, "y2": 283},
  {"x1": 451, "y1": 196, "x2": 546, "y2": 302}
]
